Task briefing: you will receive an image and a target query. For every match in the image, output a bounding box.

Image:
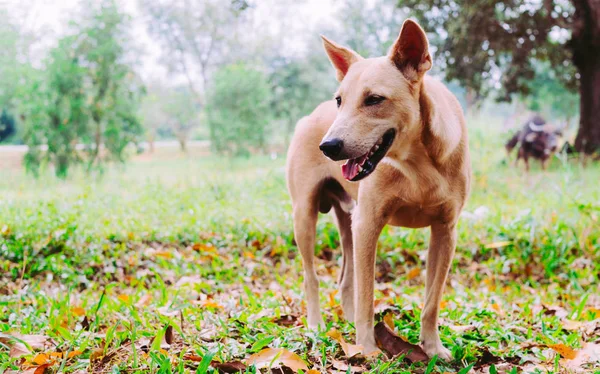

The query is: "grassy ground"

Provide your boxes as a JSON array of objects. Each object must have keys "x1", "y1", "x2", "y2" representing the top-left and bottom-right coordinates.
[{"x1": 0, "y1": 124, "x2": 599, "y2": 373}]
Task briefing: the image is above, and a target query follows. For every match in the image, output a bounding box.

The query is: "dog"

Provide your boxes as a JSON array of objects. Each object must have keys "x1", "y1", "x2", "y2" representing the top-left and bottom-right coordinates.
[
  {"x1": 285, "y1": 19, "x2": 471, "y2": 359},
  {"x1": 506, "y1": 115, "x2": 562, "y2": 170}
]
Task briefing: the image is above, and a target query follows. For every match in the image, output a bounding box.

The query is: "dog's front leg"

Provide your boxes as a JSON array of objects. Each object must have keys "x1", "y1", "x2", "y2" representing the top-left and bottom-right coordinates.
[
  {"x1": 420, "y1": 222, "x2": 456, "y2": 360},
  {"x1": 352, "y1": 207, "x2": 386, "y2": 354}
]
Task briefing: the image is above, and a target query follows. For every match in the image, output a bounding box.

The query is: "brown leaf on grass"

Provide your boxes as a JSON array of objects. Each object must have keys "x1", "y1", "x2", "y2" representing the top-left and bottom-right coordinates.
[
  {"x1": 562, "y1": 319, "x2": 599, "y2": 334},
  {"x1": 407, "y1": 267, "x2": 420, "y2": 280},
  {"x1": 271, "y1": 315, "x2": 298, "y2": 327},
  {"x1": 541, "y1": 304, "x2": 569, "y2": 319},
  {"x1": 446, "y1": 324, "x2": 476, "y2": 333},
  {"x1": 164, "y1": 325, "x2": 174, "y2": 346},
  {"x1": 474, "y1": 348, "x2": 502, "y2": 369},
  {"x1": 564, "y1": 342, "x2": 600, "y2": 370},
  {"x1": 548, "y1": 343, "x2": 577, "y2": 359},
  {"x1": 246, "y1": 348, "x2": 309, "y2": 372},
  {"x1": 212, "y1": 360, "x2": 246, "y2": 373},
  {"x1": 383, "y1": 313, "x2": 395, "y2": 331},
  {"x1": 70, "y1": 307, "x2": 86, "y2": 317},
  {"x1": 326, "y1": 329, "x2": 363, "y2": 358},
  {"x1": 0, "y1": 334, "x2": 50, "y2": 358},
  {"x1": 374, "y1": 322, "x2": 428, "y2": 363},
  {"x1": 135, "y1": 294, "x2": 153, "y2": 307},
  {"x1": 331, "y1": 359, "x2": 365, "y2": 373},
  {"x1": 90, "y1": 348, "x2": 104, "y2": 361},
  {"x1": 306, "y1": 370, "x2": 321, "y2": 374},
  {"x1": 21, "y1": 363, "x2": 53, "y2": 374},
  {"x1": 484, "y1": 241, "x2": 512, "y2": 249}
]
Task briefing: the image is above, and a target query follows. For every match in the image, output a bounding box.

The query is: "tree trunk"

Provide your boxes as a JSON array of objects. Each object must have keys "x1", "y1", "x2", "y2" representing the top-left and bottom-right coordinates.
[
  {"x1": 177, "y1": 135, "x2": 187, "y2": 153},
  {"x1": 571, "y1": 0, "x2": 600, "y2": 154},
  {"x1": 574, "y1": 51, "x2": 600, "y2": 154}
]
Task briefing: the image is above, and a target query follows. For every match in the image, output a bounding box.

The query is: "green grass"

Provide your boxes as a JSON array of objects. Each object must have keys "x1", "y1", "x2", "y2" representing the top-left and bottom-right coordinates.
[{"x1": 1, "y1": 124, "x2": 599, "y2": 373}]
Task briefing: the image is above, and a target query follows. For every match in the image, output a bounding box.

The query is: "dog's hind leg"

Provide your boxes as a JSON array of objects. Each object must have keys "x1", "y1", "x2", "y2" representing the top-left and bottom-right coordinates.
[
  {"x1": 420, "y1": 222, "x2": 456, "y2": 361},
  {"x1": 333, "y1": 203, "x2": 355, "y2": 323},
  {"x1": 293, "y1": 200, "x2": 323, "y2": 329}
]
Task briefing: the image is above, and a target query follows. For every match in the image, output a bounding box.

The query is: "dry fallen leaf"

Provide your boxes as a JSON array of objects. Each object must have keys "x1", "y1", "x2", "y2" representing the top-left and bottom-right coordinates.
[
  {"x1": 272, "y1": 315, "x2": 299, "y2": 327},
  {"x1": 246, "y1": 347, "x2": 308, "y2": 372},
  {"x1": 326, "y1": 329, "x2": 364, "y2": 358},
  {"x1": 548, "y1": 343, "x2": 577, "y2": 359},
  {"x1": 447, "y1": 324, "x2": 476, "y2": 333},
  {"x1": 0, "y1": 334, "x2": 50, "y2": 358},
  {"x1": 21, "y1": 363, "x2": 53, "y2": 374},
  {"x1": 564, "y1": 342, "x2": 600, "y2": 370},
  {"x1": 331, "y1": 359, "x2": 365, "y2": 373},
  {"x1": 383, "y1": 313, "x2": 395, "y2": 331},
  {"x1": 117, "y1": 294, "x2": 130, "y2": 303},
  {"x1": 71, "y1": 307, "x2": 86, "y2": 317},
  {"x1": 407, "y1": 267, "x2": 421, "y2": 280},
  {"x1": 484, "y1": 241, "x2": 512, "y2": 249},
  {"x1": 212, "y1": 360, "x2": 246, "y2": 373},
  {"x1": 306, "y1": 370, "x2": 321, "y2": 374},
  {"x1": 135, "y1": 294, "x2": 153, "y2": 307},
  {"x1": 374, "y1": 322, "x2": 428, "y2": 362},
  {"x1": 562, "y1": 319, "x2": 599, "y2": 334}
]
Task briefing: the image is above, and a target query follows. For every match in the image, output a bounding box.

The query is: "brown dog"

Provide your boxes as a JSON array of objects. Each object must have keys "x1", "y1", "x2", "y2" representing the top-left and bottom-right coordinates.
[{"x1": 285, "y1": 19, "x2": 471, "y2": 359}]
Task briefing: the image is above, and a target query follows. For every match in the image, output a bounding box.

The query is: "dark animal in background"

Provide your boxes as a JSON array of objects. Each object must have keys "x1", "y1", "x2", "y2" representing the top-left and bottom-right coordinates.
[{"x1": 505, "y1": 115, "x2": 562, "y2": 171}]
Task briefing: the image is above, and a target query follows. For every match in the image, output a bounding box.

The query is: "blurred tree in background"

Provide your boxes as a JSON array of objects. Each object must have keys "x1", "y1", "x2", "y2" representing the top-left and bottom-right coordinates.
[
  {"x1": 337, "y1": 0, "x2": 406, "y2": 57},
  {"x1": 269, "y1": 53, "x2": 335, "y2": 148},
  {"x1": 522, "y1": 62, "x2": 579, "y2": 127},
  {"x1": 140, "y1": 0, "x2": 250, "y2": 101},
  {"x1": 0, "y1": 109, "x2": 15, "y2": 142},
  {"x1": 399, "y1": 0, "x2": 600, "y2": 154},
  {"x1": 19, "y1": 0, "x2": 143, "y2": 177},
  {"x1": 206, "y1": 63, "x2": 271, "y2": 157},
  {"x1": 160, "y1": 86, "x2": 200, "y2": 152}
]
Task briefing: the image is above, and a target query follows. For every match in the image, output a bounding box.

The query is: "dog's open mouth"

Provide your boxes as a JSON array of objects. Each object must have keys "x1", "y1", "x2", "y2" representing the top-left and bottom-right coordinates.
[{"x1": 341, "y1": 129, "x2": 396, "y2": 181}]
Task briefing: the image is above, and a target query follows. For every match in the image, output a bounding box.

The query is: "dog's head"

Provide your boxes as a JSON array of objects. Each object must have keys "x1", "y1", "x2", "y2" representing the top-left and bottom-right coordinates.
[{"x1": 319, "y1": 19, "x2": 432, "y2": 181}]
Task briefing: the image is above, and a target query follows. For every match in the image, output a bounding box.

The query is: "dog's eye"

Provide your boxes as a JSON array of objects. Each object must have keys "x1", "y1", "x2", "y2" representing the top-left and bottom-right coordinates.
[
  {"x1": 335, "y1": 96, "x2": 342, "y2": 107},
  {"x1": 364, "y1": 95, "x2": 385, "y2": 106}
]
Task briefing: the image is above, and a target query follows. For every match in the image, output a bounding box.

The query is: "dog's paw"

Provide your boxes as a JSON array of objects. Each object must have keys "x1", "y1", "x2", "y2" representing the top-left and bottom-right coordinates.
[
  {"x1": 361, "y1": 343, "x2": 382, "y2": 356},
  {"x1": 422, "y1": 341, "x2": 452, "y2": 361}
]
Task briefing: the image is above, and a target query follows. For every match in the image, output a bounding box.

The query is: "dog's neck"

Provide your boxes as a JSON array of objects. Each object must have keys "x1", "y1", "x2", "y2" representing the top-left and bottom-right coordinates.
[{"x1": 380, "y1": 78, "x2": 461, "y2": 181}]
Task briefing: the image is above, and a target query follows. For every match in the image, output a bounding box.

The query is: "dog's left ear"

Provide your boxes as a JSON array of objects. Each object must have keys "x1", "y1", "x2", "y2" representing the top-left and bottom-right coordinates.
[
  {"x1": 321, "y1": 36, "x2": 363, "y2": 82},
  {"x1": 389, "y1": 19, "x2": 432, "y2": 81}
]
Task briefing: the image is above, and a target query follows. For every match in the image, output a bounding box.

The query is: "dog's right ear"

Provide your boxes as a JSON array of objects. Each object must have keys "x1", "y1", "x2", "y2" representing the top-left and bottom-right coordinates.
[
  {"x1": 321, "y1": 36, "x2": 362, "y2": 82},
  {"x1": 389, "y1": 19, "x2": 432, "y2": 82}
]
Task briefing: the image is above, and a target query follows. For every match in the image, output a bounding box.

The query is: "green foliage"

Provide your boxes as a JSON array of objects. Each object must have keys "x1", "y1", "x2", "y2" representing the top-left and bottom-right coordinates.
[
  {"x1": 206, "y1": 63, "x2": 272, "y2": 157},
  {"x1": 398, "y1": 0, "x2": 577, "y2": 100},
  {"x1": 19, "y1": 0, "x2": 142, "y2": 178},
  {"x1": 269, "y1": 55, "x2": 335, "y2": 145},
  {"x1": 0, "y1": 109, "x2": 15, "y2": 142},
  {"x1": 522, "y1": 62, "x2": 579, "y2": 123}
]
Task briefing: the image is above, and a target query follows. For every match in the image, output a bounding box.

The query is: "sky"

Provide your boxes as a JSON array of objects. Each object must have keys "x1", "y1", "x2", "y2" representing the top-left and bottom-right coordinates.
[{"x1": 1, "y1": 0, "x2": 340, "y2": 81}]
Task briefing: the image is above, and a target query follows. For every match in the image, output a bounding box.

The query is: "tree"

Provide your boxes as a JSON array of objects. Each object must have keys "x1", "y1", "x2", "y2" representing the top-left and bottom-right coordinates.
[
  {"x1": 161, "y1": 86, "x2": 200, "y2": 152},
  {"x1": 20, "y1": 0, "x2": 143, "y2": 177},
  {"x1": 206, "y1": 63, "x2": 271, "y2": 157},
  {"x1": 0, "y1": 109, "x2": 15, "y2": 142},
  {"x1": 398, "y1": 0, "x2": 600, "y2": 154},
  {"x1": 140, "y1": 0, "x2": 251, "y2": 100},
  {"x1": 338, "y1": 0, "x2": 407, "y2": 57},
  {"x1": 20, "y1": 38, "x2": 89, "y2": 178},
  {"x1": 522, "y1": 62, "x2": 579, "y2": 127},
  {"x1": 269, "y1": 54, "x2": 336, "y2": 147}
]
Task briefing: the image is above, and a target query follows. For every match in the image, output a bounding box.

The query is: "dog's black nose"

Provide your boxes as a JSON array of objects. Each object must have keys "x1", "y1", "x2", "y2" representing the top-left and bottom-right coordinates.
[{"x1": 319, "y1": 138, "x2": 343, "y2": 159}]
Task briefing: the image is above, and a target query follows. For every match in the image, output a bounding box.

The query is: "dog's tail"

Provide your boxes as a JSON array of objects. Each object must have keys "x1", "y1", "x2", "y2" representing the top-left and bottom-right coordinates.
[{"x1": 505, "y1": 131, "x2": 520, "y2": 154}]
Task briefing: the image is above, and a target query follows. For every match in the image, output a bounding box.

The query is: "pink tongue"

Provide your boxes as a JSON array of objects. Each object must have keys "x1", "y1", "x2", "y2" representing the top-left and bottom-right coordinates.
[
  {"x1": 342, "y1": 160, "x2": 359, "y2": 180},
  {"x1": 341, "y1": 154, "x2": 368, "y2": 180}
]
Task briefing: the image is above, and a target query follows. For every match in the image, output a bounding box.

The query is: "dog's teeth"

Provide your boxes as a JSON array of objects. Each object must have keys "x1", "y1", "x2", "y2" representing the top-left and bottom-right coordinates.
[{"x1": 358, "y1": 165, "x2": 363, "y2": 172}]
